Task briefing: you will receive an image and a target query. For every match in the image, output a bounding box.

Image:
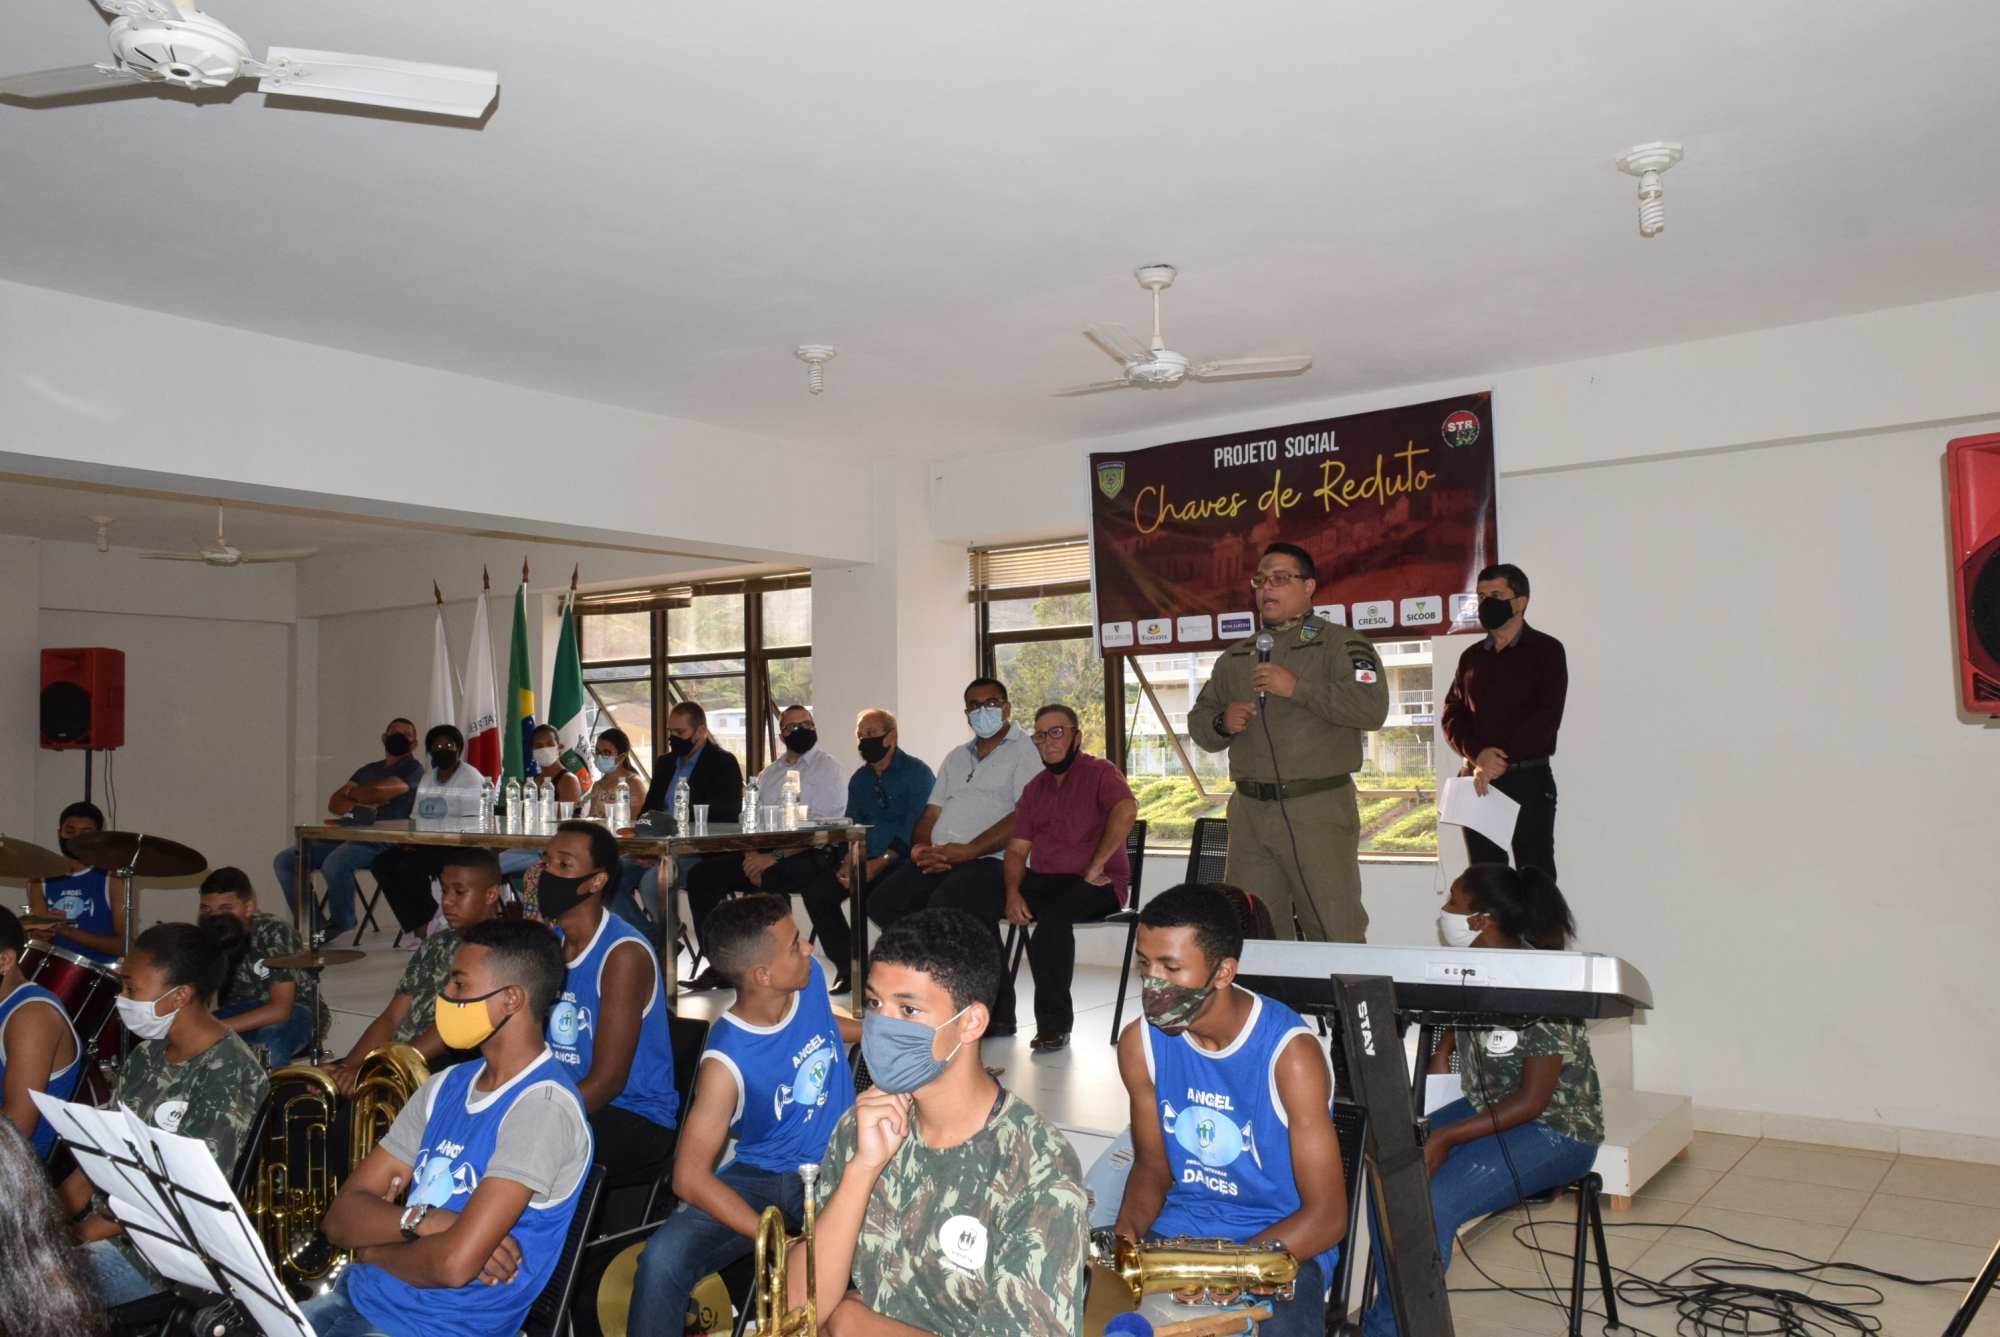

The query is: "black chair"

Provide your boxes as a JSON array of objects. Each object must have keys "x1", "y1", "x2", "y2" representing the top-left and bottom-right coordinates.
[
  {"x1": 1183, "y1": 815, "x2": 1230, "y2": 886},
  {"x1": 523, "y1": 1164, "x2": 608, "y2": 1337},
  {"x1": 995, "y1": 823, "x2": 1149, "y2": 1046}
]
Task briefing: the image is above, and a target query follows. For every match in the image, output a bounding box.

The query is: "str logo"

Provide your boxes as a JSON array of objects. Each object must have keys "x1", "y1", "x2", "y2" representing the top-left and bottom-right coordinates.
[
  {"x1": 1097, "y1": 460, "x2": 1126, "y2": 499},
  {"x1": 1443, "y1": 409, "x2": 1480, "y2": 448}
]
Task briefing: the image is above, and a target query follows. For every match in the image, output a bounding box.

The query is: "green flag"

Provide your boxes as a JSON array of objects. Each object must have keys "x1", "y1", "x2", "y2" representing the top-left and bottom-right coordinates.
[
  {"x1": 549, "y1": 589, "x2": 589, "y2": 769},
  {"x1": 504, "y1": 574, "x2": 537, "y2": 783}
]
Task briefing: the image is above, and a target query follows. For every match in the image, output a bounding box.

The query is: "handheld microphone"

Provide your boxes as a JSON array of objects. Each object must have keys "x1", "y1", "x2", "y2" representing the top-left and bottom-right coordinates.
[{"x1": 1254, "y1": 632, "x2": 1274, "y2": 702}]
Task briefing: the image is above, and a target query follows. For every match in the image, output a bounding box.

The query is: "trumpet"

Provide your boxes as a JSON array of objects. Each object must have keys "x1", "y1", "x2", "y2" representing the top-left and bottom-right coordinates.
[
  {"x1": 752, "y1": 1163, "x2": 820, "y2": 1337},
  {"x1": 1090, "y1": 1232, "x2": 1300, "y2": 1307}
]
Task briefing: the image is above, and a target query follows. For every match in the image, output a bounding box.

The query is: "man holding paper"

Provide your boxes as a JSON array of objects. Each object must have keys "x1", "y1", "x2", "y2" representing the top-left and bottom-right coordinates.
[{"x1": 1441, "y1": 564, "x2": 1568, "y2": 878}]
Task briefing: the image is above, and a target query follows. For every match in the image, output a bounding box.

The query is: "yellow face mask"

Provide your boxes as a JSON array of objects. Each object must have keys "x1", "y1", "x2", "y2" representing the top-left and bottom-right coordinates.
[{"x1": 434, "y1": 987, "x2": 509, "y2": 1050}]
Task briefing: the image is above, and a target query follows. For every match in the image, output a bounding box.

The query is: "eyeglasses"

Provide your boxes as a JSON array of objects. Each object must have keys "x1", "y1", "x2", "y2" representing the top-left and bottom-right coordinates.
[
  {"x1": 964, "y1": 698, "x2": 1005, "y2": 712},
  {"x1": 1249, "y1": 572, "x2": 1306, "y2": 590},
  {"x1": 1031, "y1": 726, "x2": 1072, "y2": 744}
]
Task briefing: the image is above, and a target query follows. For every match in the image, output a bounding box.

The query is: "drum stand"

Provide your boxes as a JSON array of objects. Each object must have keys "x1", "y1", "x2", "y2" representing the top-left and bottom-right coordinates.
[{"x1": 300, "y1": 932, "x2": 330, "y2": 1065}]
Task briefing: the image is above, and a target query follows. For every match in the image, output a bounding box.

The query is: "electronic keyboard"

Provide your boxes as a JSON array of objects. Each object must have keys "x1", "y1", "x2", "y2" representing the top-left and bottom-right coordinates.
[{"x1": 1233, "y1": 939, "x2": 1653, "y2": 1022}]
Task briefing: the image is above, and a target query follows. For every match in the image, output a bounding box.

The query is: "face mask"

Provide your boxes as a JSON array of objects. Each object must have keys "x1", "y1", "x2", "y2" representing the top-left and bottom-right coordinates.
[
  {"x1": 532, "y1": 745, "x2": 561, "y2": 769},
  {"x1": 592, "y1": 753, "x2": 617, "y2": 776},
  {"x1": 666, "y1": 734, "x2": 695, "y2": 759},
  {"x1": 968, "y1": 705, "x2": 1005, "y2": 739},
  {"x1": 1043, "y1": 739, "x2": 1081, "y2": 775},
  {"x1": 536, "y1": 869, "x2": 600, "y2": 919},
  {"x1": 1477, "y1": 596, "x2": 1516, "y2": 631},
  {"x1": 434, "y1": 987, "x2": 510, "y2": 1050},
  {"x1": 383, "y1": 733, "x2": 415, "y2": 757},
  {"x1": 858, "y1": 736, "x2": 890, "y2": 765},
  {"x1": 430, "y1": 748, "x2": 459, "y2": 772},
  {"x1": 1141, "y1": 966, "x2": 1219, "y2": 1036},
  {"x1": 783, "y1": 727, "x2": 817, "y2": 757},
  {"x1": 116, "y1": 989, "x2": 182, "y2": 1042},
  {"x1": 1438, "y1": 910, "x2": 1482, "y2": 948},
  {"x1": 860, "y1": 1005, "x2": 969, "y2": 1094}
]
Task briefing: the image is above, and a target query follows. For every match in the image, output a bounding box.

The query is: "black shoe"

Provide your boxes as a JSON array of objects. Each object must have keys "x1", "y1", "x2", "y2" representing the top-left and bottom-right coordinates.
[
  {"x1": 1029, "y1": 1032, "x2": 1070, "y2": 1052},
  {"x1": 829, "y1": 973, "x2": 852, "y2": 996},
  {"x1": 682, "y1": 965, "x2": 729, "y2": 992}
]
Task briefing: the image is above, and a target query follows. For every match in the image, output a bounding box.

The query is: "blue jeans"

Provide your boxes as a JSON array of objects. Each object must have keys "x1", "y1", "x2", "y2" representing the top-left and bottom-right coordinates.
[
  {"x1": 629, "y1": 1162, "x2": 805, "y2": 1335},
  {"x1": 1142, "y1": 1231, "x2": 1327, "y2": 1337},
  {"x1": 274, "y1": 840, "x2": 390, "y2": 931},
  {"x1": 301, "y1": 1273, "x2": 394, "y2": 1337},
  {"x1": 1361, "y1": 1098, "x2": 1599, "y2": 1337},
  {"x1": 83, "y1": 1239, "x2": 162, "y2": 1308},
  {"x1": 218, "y1": 1000, "x2": 315, "y2": 1067},
  {"x1": 498, "y1": 848, "x2": 542, "y2": 878}
]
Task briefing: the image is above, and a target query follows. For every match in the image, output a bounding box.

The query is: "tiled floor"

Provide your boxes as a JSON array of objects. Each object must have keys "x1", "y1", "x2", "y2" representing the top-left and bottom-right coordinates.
[{"x1": 319, "y1": 928, "x2": 2000, "y2": 1337}]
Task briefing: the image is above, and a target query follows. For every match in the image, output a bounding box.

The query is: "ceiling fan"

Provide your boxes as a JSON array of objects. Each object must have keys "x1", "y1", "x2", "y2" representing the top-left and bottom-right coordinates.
[
  {"x1": 1058, "y1": 265, "x2": 1313, "y2": 396},
  {"x1": 0, "y1": 0, "x2": 498, "y2": 119},
  {"x1": 139, "y1": 506, "x2": 318, "y2": 566}
]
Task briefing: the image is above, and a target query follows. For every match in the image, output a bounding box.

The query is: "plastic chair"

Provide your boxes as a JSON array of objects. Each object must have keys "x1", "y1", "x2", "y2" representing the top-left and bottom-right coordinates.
[
  {"x1": 1182, "y1": 815, "x2": 1230, "y2": 887},
  {"x1": 995, "y1": 823, "x2": 1149, "y2": 1045}
]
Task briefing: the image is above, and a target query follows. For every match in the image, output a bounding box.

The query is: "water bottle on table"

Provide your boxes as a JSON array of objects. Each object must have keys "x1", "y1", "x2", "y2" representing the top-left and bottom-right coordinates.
[
  {"x1": 613, "y1": 778, "x2": 631, "y2": 832},
  {"x1": 505, "y1": 779, "x2": 523, "y2": 834},
  {"x1": 672, "y1": 776, "x2": 691, "y2": 828}
]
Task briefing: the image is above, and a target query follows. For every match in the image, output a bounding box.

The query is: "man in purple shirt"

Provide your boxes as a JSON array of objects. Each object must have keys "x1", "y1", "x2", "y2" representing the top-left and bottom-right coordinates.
[
  {"x1": 1440, "y1": 563, "x2": 1568, "y2": 879},
  {"x1": 995, "y1": 705, "x2": 1138, "y2": 1052}
]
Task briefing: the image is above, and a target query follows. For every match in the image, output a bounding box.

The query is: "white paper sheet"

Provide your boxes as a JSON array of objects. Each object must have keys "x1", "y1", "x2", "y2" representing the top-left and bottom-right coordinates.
[
  {"x1": 1424, "y1": 1073, "x2": 1465, "y2": 1116},
  {"x1": 1437, "y1": 776, "x2": 1520, "y2": 850}
]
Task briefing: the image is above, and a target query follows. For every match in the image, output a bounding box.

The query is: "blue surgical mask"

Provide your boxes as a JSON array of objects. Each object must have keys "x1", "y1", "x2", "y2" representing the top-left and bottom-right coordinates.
[
  {"x1": 860, "y1": 1005, "x2": 969, "y2": 1094},
  {"x1": 968, "y1": 705, "x2": 1005, "y2": 740},
  {"x1": 592, "y1": 753, "x2": 617, "y2": 777}
]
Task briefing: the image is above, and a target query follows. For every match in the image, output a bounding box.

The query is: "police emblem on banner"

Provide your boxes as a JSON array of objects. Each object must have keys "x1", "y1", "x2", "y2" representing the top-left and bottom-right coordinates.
[{"x1": 1097, "y1": 460, "x2": 1126, "y2": 499}]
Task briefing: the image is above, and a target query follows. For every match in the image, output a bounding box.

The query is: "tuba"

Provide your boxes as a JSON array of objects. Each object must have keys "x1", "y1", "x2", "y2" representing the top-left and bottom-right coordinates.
[
  {"x1": 751, "y1": 1163, "x2": 820, "y2": 1337},
  {"x1": 246, "y1": 1044, "x2": 430, "y2": 1297},
  {"x1": 1089, "y1": 1232, "x2": 1300, "y2": 1307}
]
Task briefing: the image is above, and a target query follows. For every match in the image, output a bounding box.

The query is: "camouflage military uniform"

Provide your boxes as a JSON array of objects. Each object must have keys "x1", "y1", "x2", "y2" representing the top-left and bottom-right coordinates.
[
  {"x1": 392, "y1": 927, "x2": 461, "y2": 1044},
  {"x1": 815, "y1": 1090, "x2": 1089, "y2": 1337},
  {"x1": 1455, "y1": 1019, "x2": 1604, "y2": 1145},
  {"x1": 114, "y1": 1030, "x2": 271, "y2": 1171},
  {"x1": 226, "y1": 911, "x2": 333, "y2": 1036}
]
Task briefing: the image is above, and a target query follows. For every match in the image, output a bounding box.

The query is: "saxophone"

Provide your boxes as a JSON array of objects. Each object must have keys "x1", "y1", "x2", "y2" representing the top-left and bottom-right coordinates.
[
  {"x1": 1089, "y1": 1232, "x2": 1300, "y2": 1307},
  {"x1": 751, "y1": 1164, "x2": 821, "y2": 1336}
]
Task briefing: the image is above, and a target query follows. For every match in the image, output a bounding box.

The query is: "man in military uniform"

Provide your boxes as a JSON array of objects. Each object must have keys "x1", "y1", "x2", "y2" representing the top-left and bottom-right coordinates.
[
  {"x1": 1190, "y1": 542, "x2": 1390, "y2": 942},
  {"x1": 197, "y1": 867, "x2": 332, "y2": 1066}
]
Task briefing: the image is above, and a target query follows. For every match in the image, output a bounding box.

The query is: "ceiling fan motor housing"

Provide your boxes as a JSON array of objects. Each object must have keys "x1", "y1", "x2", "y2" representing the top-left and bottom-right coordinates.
[
  {"x1": 110, "y1": 11, "x2": 250, "y2": 88},
  {"x1": 1128, "y1": 349, "x2": 1189, "y2": 383}
]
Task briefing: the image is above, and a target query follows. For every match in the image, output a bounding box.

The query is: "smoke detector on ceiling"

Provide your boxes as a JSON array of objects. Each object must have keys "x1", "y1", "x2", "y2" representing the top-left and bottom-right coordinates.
[
  {"x1": 1615, "y1": 142, "x2": 1683, "y2": 238},
  {"x1": 795, "y1": 345, "x2": 837, "y2": 395},
  {"x1": 89, "y1": 515, "x2": 114, "y2": 553}
]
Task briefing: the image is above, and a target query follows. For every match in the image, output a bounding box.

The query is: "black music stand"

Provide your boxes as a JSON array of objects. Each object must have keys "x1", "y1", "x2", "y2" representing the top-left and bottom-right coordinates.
[
  {"x1": 1942, "y1": 1237, "x2": 2000, "y2": 1337},
  {"x1": 34, "y1": 1093, "x2": 313, "y2": 1337}
]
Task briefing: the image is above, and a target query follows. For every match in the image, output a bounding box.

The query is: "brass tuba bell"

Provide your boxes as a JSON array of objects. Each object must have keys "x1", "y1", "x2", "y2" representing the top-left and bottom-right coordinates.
[
  {"x1": 752, "y1": 1163, "x2": 820, "y2": 1336},
  {"x1": 1090, "y1": 1232, "x2": 1300, "y2": 1307}
]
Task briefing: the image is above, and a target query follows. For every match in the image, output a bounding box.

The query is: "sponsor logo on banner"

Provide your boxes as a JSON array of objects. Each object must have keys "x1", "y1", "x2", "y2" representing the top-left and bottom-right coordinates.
[
  {"x1": 1313, "y1": 604, "x2": 1347, "y2": 625},
  {"x1": 1138, "y1": 618, "x2": 1173, "y2": 646},
  {"x1": 1351, "y1": 601, "x2": 1395, "y2": 630},
  {"x1": 1443, "y1": 410, "x2": 1481, "y2": 448},
  {"x1": 1176, "y1": 615, "x2": 1213, "y2": 643},
  {"x1": 1217, "y1": 611, "x2": 1256, "y2": 639},
  {"x1": 1449, "y1": 593, "x2": 1480, "y2": 626},
  {"x1": 1400, "y1": 596, "x2": 1443, "y2": 627},
  {"x1": 1100, "y1": 621, "x2": 1134, "y2": 648},
  {"x1": 1097, "y1": 461, "x2": 1126, "y2": 499}
]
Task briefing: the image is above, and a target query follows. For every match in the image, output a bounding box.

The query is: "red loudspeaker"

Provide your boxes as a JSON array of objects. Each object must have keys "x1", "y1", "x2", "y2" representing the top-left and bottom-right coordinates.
[
  {"x1": 1949, "y1": 433, "x2": 2000, "y2": 715},
  {"x1": 40, "y1": 648, "x2": 125, "y2": 750}
]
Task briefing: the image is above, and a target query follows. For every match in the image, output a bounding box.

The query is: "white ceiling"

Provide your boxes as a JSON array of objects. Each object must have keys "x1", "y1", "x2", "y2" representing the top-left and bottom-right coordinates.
[
  {"x1": 2, "y1": 1, "x2": 1997, "y2": 463},
  {"x1": 0, "y1": 475, "x2": 452, "y2": 556}
]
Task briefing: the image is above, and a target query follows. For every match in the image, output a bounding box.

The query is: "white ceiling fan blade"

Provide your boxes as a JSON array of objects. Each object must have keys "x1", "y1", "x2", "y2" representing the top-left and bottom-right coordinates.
[
  {"x1": 1084, "y1": 324, "x2": 1154, "y2": 366},
  {"x1": 259, "y1": 48, "x2": 496, "y2": 118},
  {"x1": 239, "y1": 547, "x2": 320, "y2": 563},
  {"x1": 1055, "y1": 379, "x2": 1136, "y2": 397},
  {"x1": 138, "y1": 551, "x2": 207, "y2": 561},
  {"x1": 0, "y1": 64, "x2": 152, "y2": 99},
  {"x1": 1188, "y1": 354, "x2": 1315, "y2": 380}
]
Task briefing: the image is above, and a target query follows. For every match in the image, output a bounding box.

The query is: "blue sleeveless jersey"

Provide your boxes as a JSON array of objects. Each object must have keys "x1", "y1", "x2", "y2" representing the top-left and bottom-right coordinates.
[
  {"x1": 550, "y1": 912, "x2": 679, "y2": 1128},
  {"x1": 704, "y1": 957, "x2": 855, "y2": 1174},
  {"x1": 347, "y1": 1051, "x2": 591, "y2": 1337},
  {"x1": 41, "y1": 870, "x2": 115, "y2": 963},
  {"x1": 1144, "y1": 988, "x2": 1338, "y2": 1283},
  {"x1": 0, "y1": 983, "x2": 80, "y2": 1157}
]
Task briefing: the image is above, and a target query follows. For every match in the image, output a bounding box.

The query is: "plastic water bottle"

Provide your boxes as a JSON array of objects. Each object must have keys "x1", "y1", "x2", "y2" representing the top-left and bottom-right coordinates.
[
  {"x1": 740, "y1": 778, "x2": 760, "y2": 831},
  {"x1": 613, "y1": 778, "x2": 631, "y2": 832},
  {"x1": 504, "y1": 779, "x2": 523, "y2": 834},
  {"x1": 781, "y1": 768, "x2": 802, "y2": 830},
  {"x1": 538, "y1": 776, "x2": 555, "y2": 833},
  {"x1": 478, "y1": 777, "x2": 495, "y2": 833},
  {"x1": 672, "y1": 776, "x2": 691, "y2": 828}
]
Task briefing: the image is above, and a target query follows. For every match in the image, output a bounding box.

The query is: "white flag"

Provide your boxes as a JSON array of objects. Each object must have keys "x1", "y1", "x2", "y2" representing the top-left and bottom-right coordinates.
[
  {"x1": 427, "y1": 605, "x2": 457, "y2": 738},
  {"x1": 461, "y1": 586, "x2": 501, "y2": 780}
]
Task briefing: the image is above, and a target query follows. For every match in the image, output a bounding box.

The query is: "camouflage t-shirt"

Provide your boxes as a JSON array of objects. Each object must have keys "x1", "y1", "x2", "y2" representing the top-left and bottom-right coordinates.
[
  {"x1": 392, "y1": 928, "x2": 461, "y2": 1043},
  {"x1": 225, "y1": 911, "x2": 333, "y2": 1036},
  {"x1": 815, "y1": 1091, "x2": 1089, "y2": 1337},
  {"x1": 1455, "y1": 1018, "x2": 1604, "y2": 1146},
  {"x1": 115, "y1": 1031, "x2": 270, "y2": 1174}
]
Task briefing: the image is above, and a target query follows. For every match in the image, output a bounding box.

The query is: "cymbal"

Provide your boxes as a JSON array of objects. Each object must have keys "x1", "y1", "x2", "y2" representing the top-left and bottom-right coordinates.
[
  {"x1": 263, "y1": 948, "x2": 366, "y2": 971},
  {"x1": 0, "y1": 838, "x2": 72, "y2": 881},
  {"x1": 67, "y1": 831, "x2": 207, "y2": 879}
]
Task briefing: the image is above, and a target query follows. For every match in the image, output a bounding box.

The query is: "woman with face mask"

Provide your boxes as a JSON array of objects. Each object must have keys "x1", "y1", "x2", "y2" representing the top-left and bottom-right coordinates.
[
  {"x1": 1360, "y1": 864, "x2": 1602, "y2": 1337},
  {"x1": 58, "y1": 918, "x2": 270, "y2": 1306},
  {"x1": 584, "y1": 727, "x2": 646, "y2": 821},
  {"x1": 529, "y1": 724, "x2": 586, "y2": 806}
]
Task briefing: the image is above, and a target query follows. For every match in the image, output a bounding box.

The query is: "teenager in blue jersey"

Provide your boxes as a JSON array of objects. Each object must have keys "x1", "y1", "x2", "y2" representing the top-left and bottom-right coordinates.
[
  {"x1": 308, "y1": 919, "x2": 593, "y2": 1337},
  {"x1": 628, "y1": 894, "x2": 861, "y2": 1334},
  {"x1": 27, "y1": 802, "x2": 127, "y2": 965},
  {"x1": 1113, "y1": 884, "x2": 1348, "y2": 1337},
  {"x1": 0, "y1": 907, "x2": 80, "y2": 1158},
  {"x1": 539, "y1": 821, "x2": 679, "y2": 1189}
]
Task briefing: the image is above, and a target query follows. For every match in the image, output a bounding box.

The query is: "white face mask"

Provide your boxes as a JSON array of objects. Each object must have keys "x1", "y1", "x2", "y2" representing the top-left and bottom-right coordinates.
[
  {"x1": 1438, "y1": 910, "x2": 1482, "y2": 949},
  {"x1": 532, "y1": 746, "x2": 561, "y2": 769},
  {"x1": 116, "y1": 988, "x2": 182, "y2": 1041}
]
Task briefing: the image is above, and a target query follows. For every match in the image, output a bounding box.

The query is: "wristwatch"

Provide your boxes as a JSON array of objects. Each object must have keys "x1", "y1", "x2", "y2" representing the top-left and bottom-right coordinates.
[
  {"x1": 1213, "y1": 710, "x2": 1233, "y2": 738},
  {"x1": 399, "y1": 1202, "x2": 431, "y2": 1241}
]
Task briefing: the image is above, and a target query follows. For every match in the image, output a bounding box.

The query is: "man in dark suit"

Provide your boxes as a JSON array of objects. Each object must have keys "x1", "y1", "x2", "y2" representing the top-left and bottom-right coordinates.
[{"x1": 623, "y1": 702, "x2": 745, "y2": 954}]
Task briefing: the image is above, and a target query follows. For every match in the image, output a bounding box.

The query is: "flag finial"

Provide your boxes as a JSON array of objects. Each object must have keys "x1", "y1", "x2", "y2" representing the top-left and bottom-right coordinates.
[
  {"x1": 522, "y1": 556, "x2": 530, "y2": 584},
  {"x1": 570, "y1": 564, "x2": 579, "y2": 591},
  {"x1": 482, "y1": 566, "x2": 490, "y2": 591},
  {"x1": 433, "y1": 580, "x2": 443, "y2": 606}
]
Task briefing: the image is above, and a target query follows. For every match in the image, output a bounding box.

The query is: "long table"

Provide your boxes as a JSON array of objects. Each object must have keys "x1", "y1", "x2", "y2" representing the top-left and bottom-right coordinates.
[{"x1": 291, "y1": 820, "x2": 872, "y2": 1013}]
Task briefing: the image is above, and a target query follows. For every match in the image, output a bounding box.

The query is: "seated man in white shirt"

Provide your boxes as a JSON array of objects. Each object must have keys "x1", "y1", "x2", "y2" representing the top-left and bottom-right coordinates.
[{"x1": 683, "y1": 705, "x2": 847, "y2": 991}]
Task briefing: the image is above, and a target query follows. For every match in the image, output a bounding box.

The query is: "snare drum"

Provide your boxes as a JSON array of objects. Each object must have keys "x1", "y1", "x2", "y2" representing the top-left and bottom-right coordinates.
[{"x1": 21, "y1": 941, "x2": 123, "y2": 1060}]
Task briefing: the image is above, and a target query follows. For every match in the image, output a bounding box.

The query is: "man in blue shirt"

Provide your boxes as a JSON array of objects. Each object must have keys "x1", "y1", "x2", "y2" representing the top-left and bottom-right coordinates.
[{"x1": 798, "y1": 709, "x2": 934, "y2": 994}]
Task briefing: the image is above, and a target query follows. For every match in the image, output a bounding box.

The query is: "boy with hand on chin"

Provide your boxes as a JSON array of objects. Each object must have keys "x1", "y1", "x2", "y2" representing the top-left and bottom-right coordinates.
[
  {"x1": 795, "y1": 908, "x2": 1087, "y2": 1337},
  {"x1": 628, "y1": 895, "x2": 860, "y2": 1334}
]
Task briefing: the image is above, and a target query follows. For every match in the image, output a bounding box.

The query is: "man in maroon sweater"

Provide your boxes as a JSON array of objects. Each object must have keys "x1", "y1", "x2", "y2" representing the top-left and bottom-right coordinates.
[{"x1": 1441, "y1": 564, "x2": 1568, "y2": 879}]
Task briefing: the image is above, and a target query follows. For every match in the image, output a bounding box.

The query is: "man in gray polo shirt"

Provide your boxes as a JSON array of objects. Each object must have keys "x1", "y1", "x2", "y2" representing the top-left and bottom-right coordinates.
[{"x1": 866, "y1": 677, "x2": 1041, "y2": 1035}]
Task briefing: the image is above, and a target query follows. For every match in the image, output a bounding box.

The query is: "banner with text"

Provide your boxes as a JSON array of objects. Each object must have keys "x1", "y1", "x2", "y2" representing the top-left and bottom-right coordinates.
[{"x1": 1088, "y1": 392, "x2": 1497, "y2": 653}]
